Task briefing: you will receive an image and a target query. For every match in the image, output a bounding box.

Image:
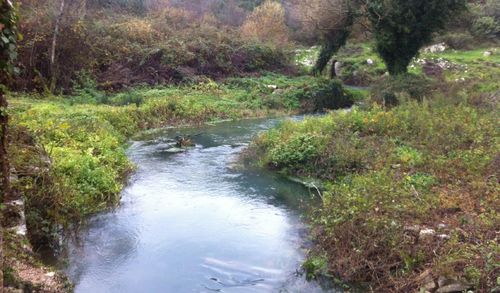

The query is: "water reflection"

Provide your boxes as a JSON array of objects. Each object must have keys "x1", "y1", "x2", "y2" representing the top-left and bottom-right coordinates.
[{"x1": 64, "y1": 117, "x2": 330, "y2": 292}]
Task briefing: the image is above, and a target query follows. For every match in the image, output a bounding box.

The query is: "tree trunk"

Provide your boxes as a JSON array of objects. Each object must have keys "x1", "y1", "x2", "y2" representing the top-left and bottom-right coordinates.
[
  {"x1": 0, "y1": 89, "x2": 9, "y2": 202},
  {"x1": 0, "y1": 224, "x2": 3, "y2": 291},
  {"x1": 0, "y1": 88, "x2": 8, "y2": 292},
  {"x1": 50, "y1": 0, "x2": 66, "y2": 91}
]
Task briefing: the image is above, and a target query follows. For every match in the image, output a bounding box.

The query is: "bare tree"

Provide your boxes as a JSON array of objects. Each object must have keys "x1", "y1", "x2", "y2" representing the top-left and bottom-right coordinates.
[
  {"x1": 49, "y1": 0, "x2": 87, "y2": 91},
  {"x1": 49, "y1": 0, "x2": 65, "y2": 91},
  {"x1": 291, "y1": 0, "x2": 358, "y2": 75}
]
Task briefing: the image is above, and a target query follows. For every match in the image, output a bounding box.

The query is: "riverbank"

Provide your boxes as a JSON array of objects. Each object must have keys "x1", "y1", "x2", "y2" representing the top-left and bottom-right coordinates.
[
  {"x1": 4, "y1": 73, "x2": 356, "y2": 291},
  {"x1": 245, "y1": 47, "x2": 499, "y2": 291}
]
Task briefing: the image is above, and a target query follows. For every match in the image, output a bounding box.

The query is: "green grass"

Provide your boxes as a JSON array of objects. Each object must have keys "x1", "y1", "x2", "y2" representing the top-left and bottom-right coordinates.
[
  {"x1": 246, "y1": 47, "x2": 500, "y2": 291},
  {"x1": 8, "y1": 73, "x2": 356, "y2": 226}
]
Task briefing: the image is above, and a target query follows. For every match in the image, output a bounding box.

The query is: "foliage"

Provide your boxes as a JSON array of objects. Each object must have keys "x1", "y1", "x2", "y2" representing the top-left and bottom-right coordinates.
[
  {"x1": 469, "y1": 0, "x2": 500, "y2": 40},
  {"x1": 15, "y1": 2, "x2": 292, "y2": 91},
  {"x1": 239, "y1": 0, "x2": 289, "y2": 46},
  {"x1": 0, "y1": 0, "x2": 19, "y2": 76},
  {"x1": 471, "y1": 17, "x2": 500, "y2": 40},
  {"x1": 250, "y1": 99, "x2": 499, "y2": 290},
  {"x1": 8, "y1": 74, "x2": 357, "y2": 225},
  {"x1": 248, "y1": 52, "x2": 500, "y2": 290},
  {"x1": 366, "y1": 0, "x2": 467, "y2": 75},
  {"x1": 437, "y1": 32, "x2": 475, "y2": 50},
  {"x1": 370, "y1": 73, "x2": 434, "y2": 105},
  {"x1": 307, "y1": 0, "x2": 355, "y2": 75}
]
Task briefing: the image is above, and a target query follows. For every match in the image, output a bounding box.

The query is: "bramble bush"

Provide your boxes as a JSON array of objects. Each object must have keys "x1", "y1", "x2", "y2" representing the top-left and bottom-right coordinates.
[
  {"x1": 16, "y1": 2, "x2": 293, "y2": 92},
  {"x1": 248, "y1": 98, "x2": 499, "y2": 290}
]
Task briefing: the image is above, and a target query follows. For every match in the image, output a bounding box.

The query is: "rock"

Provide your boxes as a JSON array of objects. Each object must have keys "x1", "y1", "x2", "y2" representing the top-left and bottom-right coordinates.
[
  {"x1": 420, "y1": 228, "x2": 436, "y2": 239},
  {"x1": 437, "y1": 276, "x2": 454, "y2": 287},
  {"x1": 437, "y1": 234, "x2": 451, "y2": 240},
  {"x1": 15, "y1": 224, "x2": 27, "y2": 236},
  {"x1": 9, "y1": 172, "x2": 18, "y2": 182},
  {"x1": 175, "y1": 136, "x2": 195, "y2": 148},
  {"x1": 437, "y1": 223, "x2": 447, "y2": 229},
  {"x1": 2, "y1": 204, "x2": 23, "y2": 228},
  {"x1": 424, "y1": 279, "x2": 438, "y2": 291},
  {"x1": 417, "y1": 269, "x2": 437, "y2": 291},
  {"x1": 483, "y1": 51, "x2": 492, "y2": 57},
  {"x1": 423, "y1": 61, "x2": 444, "y2": 77},
  {"x1": 424, "y1": 43, "x2": 447, "y2": 53},
  {"x1": 404, "y1": 225, "x2": 421, "y2": 233},
  {"x1": 436, "y1": 282, "x2": 471, "y2": 293},
  {"x1": 334, "y1": 61, "x2": 343, "y2": 76},
  {"x1": 164, "y1": 147, "x2": 186, "y2": 153},
  {"x1": 366, "y1": 58, "x2": 374, "y2": 65}
]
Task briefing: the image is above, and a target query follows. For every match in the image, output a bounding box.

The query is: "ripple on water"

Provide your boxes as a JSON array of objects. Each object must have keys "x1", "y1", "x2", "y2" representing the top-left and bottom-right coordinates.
[{"x1": 64, "y1": 117, "x2": 330, "y2": 292}]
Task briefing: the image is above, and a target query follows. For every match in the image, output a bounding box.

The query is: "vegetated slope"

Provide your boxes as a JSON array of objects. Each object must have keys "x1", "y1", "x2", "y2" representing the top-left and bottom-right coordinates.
[
  {"x1": 16, "y1": 1, "x2": 291, "y2": 92},
  {"x1": 246, "y1": 48, "x2": 499, "y2": 291},
  {"x1": 8, "y1": 74, "x2": 355, "y2": 244}
]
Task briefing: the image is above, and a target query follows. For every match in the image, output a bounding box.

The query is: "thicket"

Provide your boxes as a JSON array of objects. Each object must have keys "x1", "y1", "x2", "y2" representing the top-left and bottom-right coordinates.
[
  {"x1": 15, "y1": 1, "x2": 292, "y2": 92},
  {"x1": 246, "y1": 50, "x2": 500, "y2": 291},
  {"x1": 250, "y1": 102, "x2": 499, "y2": 292}
]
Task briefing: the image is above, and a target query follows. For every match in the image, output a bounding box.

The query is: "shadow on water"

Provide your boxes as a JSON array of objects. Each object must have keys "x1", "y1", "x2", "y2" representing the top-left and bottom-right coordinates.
[{"x1": 58, "y1": 117, "x2": 338, "y2": 293}]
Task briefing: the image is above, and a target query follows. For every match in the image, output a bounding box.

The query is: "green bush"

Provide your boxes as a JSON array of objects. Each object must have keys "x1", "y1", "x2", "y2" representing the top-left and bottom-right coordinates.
[
  {"x1": 471, "y1": 16, "x2": 500, "y2": 39},
  {"x1": 282, "y1": 79, "x2": 355, "y2": 112},
  {"x1": 249, "y1": 98, "x2": 499, "y2": 290},
  {"x1": 268, "y1": 133, "x2": 321, "y2": 169},
  {"x1": 16, "y1": 4, "x2": 292, "y2": 92},
  {"x1": 370, "y1": 74, "x2": 434, "y2": 106},
  {"x1": 438, "y1": 32, "x2": 476, "y2": 50}
]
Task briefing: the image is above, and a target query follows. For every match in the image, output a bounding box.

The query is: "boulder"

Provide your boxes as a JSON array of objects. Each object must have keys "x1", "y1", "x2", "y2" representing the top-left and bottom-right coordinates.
[
  {"x1": 424, "y1": 43, "x2": 447, "y2": 53},
  {"x1": 334, "y1": 61, "x2": 343, "y2": 76},
  {"x1": 419, "y1": 228, "x2": 436, "y2": 239}
]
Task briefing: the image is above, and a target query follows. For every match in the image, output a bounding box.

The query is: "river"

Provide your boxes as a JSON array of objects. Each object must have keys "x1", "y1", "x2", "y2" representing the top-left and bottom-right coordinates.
[{"x1": 63, "y1": 117, "x2": 329, "y2": 292}]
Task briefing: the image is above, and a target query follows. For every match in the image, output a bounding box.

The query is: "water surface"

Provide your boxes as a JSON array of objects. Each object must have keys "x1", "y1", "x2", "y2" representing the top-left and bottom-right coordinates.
[{"x1": 65, "y1": 117, "x2": 328, "y2": 292}]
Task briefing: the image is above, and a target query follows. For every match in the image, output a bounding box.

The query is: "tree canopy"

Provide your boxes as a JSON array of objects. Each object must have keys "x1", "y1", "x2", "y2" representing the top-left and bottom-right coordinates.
[{"x1": 366, "y1": 0, "x2": 467, "y2": 75}]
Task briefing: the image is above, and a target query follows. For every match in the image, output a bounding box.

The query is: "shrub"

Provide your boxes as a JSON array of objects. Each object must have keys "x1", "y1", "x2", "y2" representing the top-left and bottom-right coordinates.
[
  {"x1": 471, "y1": 16, "x2": 500, "y2": 39},
  {"x1": 366, "y1": 0, "x2": 467, "y2": 75},
  {"x1": 437, "y1": 32, "x2": 476, "y2": 50},
  {"x1": 16, "y1": 2, "x2": 292, "y2": 92},
  {"x1": 370, "y1": 74, "x2": 434, "y2": 106},
  {"x1": 239, "y1": 0, "x2": 289, "y2": 46},
  {"x1": 289, "y1": 78, "x2": 355, "y2": 112},
  {"x1": 268, "y1": 133, "x2": 321, "y2": 169},
  {"x1": 248, "y1": 99, "x2": 499, "y2": 291}
]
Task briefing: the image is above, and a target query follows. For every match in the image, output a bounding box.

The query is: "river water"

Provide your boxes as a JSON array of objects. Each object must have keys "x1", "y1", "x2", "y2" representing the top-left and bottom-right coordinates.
[{"x1": 64, "y1": 117, "x2": 328, "y2": 292}]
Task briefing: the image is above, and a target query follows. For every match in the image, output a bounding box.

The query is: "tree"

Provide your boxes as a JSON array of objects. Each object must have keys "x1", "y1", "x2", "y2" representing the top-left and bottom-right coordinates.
[
  {"x1": 292, "y1": 0, "x2": 358, "y2": 76},
  {"x1": 1, "y1": 0, "x2": 19, "y2": 288},
  {"x1": 49, "y1": 0, "x2": 87, "y2": 91},
  {"x1": 366, "y1": 0, "x2": 467, "y2": 75},
  {"x1": 240, "y1": 0, "x2": 289, "y2": 46}
]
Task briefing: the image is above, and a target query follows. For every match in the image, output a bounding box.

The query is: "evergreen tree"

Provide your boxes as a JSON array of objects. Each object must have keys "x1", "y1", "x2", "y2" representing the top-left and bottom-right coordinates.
[{"x1": 366, "y1": 0, "x2": 467, "y2": 75}]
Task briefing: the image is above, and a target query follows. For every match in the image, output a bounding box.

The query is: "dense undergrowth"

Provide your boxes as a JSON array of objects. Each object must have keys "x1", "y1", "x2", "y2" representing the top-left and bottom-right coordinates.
[
  {"x1": 8, "y1": 73, "x2": 355, "y2": 241},
  {"x1": 16, "y1": 1, "x2": 292, "y2": 92},
  {"x1": 246, "y1": 48, "x2": 499, "y2": 291}
]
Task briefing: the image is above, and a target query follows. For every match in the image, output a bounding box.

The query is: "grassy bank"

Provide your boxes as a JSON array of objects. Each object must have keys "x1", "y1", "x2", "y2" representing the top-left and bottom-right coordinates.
[
  {"x1": 8, "y1": 73, "x2": 355, "y2": 234},
  {"x1": 246, "y1": 48, "x2": 499, "y2": 291}
]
